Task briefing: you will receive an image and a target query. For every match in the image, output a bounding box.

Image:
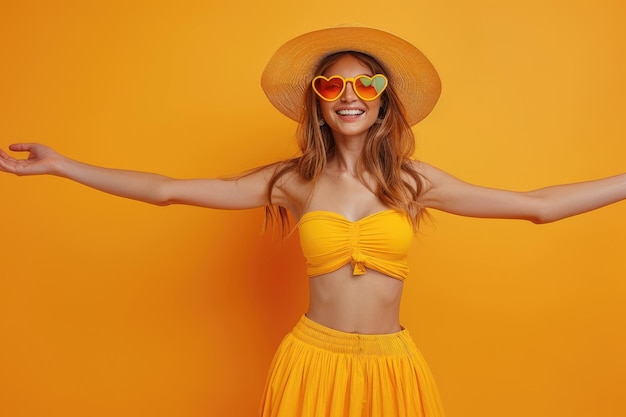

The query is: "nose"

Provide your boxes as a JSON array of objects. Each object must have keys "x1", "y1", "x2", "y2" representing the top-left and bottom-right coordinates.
[{"x1": 341, "y1": 81, "x2": 358, "y2": 101}]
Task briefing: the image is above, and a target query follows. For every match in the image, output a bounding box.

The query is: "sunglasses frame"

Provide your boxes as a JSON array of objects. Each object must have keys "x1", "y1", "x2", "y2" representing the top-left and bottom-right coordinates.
[{"x1": 312, "y1": 74, "x2": 388, "y2": 102}]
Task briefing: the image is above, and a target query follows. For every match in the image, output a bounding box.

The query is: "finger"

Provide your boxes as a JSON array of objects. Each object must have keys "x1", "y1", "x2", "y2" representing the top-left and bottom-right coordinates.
[
  {"x1": 0, "y1": 149, "x2": 18, "y2": 163},
  {"x1": 8, "y1": 143, "x2": 36, "y2": 153},
  {"x1": 0, "y1": 156, "x2": 16, "y2": 173}
]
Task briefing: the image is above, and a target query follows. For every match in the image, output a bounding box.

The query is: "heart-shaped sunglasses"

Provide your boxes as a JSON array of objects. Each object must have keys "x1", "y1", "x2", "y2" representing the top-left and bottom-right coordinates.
[{"x1": 312, "y1": 74, "x2": 388, "y2": 102}]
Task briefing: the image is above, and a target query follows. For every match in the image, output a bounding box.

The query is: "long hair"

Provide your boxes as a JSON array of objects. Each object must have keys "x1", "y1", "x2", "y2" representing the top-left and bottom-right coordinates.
[{"x1": 266, "y1": 51, "x2": 425, "y2": 234}]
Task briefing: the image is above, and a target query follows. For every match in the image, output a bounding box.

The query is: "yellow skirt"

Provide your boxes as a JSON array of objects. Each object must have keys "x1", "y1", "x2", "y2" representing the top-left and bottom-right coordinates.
[{"x1": 259, "y1": 315, "x2": 445, "y2": 417}]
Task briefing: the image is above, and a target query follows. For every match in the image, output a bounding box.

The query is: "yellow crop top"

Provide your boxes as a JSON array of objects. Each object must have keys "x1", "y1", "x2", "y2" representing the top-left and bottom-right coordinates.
[{"x1": 297, "y1": 210, "x2": 413, "y2": 281}]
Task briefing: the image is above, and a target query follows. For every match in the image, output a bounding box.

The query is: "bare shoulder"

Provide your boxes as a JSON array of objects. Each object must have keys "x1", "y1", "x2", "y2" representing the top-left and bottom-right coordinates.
[
  {"x1": 407, "y1": 159, "x2": 464, "y2": 207},
  {"x1": 265, "y1": 160, "x2": 313, "y2": 218},
  {"x1": 406, "y1": 159, "x2": 437, "y2": 191}
]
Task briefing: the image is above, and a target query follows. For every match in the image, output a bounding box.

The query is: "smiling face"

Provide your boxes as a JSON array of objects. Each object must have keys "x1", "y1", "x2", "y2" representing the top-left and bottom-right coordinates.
[{"x1": 316, "y1": 54, "x2": 383, "y2": 141}]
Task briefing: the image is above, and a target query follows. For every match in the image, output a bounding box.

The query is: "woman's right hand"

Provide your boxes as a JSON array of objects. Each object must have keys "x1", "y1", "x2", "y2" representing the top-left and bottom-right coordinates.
[{"x1": 0, "y1": 143, "x2": 62, "y2": 176}]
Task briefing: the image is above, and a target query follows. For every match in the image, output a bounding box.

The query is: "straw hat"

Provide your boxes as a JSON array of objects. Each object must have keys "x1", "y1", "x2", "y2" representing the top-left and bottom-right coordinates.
[{"x1": 261, "y1": 24, "x2": 441, "y2": 126}]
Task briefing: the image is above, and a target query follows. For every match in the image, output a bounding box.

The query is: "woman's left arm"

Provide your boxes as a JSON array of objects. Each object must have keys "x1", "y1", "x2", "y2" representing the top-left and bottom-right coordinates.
[{"x1": 417, "y1": 162, "x2": 626, "y2": 223}]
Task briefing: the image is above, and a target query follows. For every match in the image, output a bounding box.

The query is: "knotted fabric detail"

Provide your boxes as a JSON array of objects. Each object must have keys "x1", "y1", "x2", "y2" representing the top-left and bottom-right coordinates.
[{"x1": 351, "y1": 251, "x2": 368, "y2": 275}]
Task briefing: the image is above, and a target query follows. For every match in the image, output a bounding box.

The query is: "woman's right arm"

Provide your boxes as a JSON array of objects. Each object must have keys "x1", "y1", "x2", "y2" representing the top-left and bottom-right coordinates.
[{"x1": 0, "y1": 143, "x2": 280, "y2": 210}]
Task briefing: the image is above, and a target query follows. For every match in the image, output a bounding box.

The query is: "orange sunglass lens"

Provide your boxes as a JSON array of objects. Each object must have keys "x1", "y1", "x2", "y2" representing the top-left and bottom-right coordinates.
[
  {"x1": 314, "y1": 77, "x2": 344, "y2": 100},
  {"x1": 354, "y1": 77, "x2": 378, "y2": 99}
]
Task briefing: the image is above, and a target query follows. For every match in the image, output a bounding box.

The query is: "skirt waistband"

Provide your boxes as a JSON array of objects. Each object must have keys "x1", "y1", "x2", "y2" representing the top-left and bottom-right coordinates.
[{"x1": 291, "y1": 315, "x2": 415, "y2": 356}]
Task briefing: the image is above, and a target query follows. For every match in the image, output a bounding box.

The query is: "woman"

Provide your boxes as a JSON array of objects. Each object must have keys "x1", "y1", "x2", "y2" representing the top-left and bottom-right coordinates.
[{"x1": 1, "y1": 25, "x2": 624, "y2": 417}]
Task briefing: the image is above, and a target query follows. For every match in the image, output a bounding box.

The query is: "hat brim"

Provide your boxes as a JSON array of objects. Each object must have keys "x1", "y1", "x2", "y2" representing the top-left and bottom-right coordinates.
[{"x1": 261, "y1": 25, "x2": 441, "y2": 126}]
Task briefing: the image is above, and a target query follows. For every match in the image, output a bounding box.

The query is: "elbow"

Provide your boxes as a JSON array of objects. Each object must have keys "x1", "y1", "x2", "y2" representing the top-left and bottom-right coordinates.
[
  {"x1": 528, "y1": 216, "x2": 552, "y2": 225},
  {"x1": 150, "y1": 180, "x2": 176, "y2": 206},
  {"x1": 152, "y1": 199, "x2": 172, "y2": 207},
  {"x1": 526, "y1": 205, "x2": 563, "y2": 225},
  {"x1": 522, "y1": 213, "x2": 548, "y2": 224},
  {"x1": 523, "y1": 196, "x2": 557, "y2": 224},
  {"x1": 526, "y1": 207, "x2": 549, "y2": 224},
  {"x1": 532, "y1": 213, "x2": 574, "y2": 225},
  {"x1": 154, "y1": 192, "x2": 177, "y2": 207}
]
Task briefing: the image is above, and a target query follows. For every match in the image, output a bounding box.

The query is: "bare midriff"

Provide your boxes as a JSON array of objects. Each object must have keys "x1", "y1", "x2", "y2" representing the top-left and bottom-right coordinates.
[{"x1": 306, "y1": 264, "x2": 404, "y2": 335}]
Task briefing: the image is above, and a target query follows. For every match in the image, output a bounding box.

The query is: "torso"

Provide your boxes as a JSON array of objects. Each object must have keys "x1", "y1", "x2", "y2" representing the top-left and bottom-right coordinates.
[{"x1": 276, "y1": 163, "x2": 410, "y2": 334}]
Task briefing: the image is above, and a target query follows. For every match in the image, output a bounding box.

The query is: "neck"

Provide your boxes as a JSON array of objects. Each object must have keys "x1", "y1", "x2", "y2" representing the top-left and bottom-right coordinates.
[
  {"x1": 329, "y1": 132, "x2": 368, "y2": 175},
  {"x1": 329, "y1": 144, "x2": 363, "y2": 176}
]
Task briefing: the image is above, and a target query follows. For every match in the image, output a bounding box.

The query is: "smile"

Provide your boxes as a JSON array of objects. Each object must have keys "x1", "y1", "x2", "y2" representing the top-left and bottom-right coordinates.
[{"x1": 336, "y1": 109, "x2": 365, "y2": 116}]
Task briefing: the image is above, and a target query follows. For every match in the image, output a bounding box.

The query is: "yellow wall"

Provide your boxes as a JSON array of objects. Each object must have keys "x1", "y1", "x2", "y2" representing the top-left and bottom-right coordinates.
[{"x1": 1, "y1": 1, "x2": 624, "y2": 416}]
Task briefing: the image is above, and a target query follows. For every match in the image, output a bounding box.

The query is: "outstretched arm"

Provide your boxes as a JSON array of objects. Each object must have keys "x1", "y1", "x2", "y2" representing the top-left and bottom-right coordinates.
[
  {"x1": 417, "y1": 161, "x2": 626, "y2": 223},
  {"x1": 0, "y1": 143, "x2": 282, "y2": 210}
]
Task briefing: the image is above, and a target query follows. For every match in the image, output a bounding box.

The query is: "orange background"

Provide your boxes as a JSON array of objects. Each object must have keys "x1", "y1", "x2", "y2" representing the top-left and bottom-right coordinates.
[{"x1": 1, "y1": 1, "x2": 625, "y2": 416}]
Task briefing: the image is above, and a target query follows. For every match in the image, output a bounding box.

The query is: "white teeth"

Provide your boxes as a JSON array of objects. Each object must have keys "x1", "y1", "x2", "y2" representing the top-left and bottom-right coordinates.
[{"x1": 337, "y1": 109, "x2": 364, "y2": 116}]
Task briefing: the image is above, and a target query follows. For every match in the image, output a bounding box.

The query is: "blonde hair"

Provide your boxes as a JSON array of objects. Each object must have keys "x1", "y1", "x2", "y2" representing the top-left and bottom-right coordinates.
[{"x1": 266, "y1": 51, "x2": 425, "y2": 234}]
